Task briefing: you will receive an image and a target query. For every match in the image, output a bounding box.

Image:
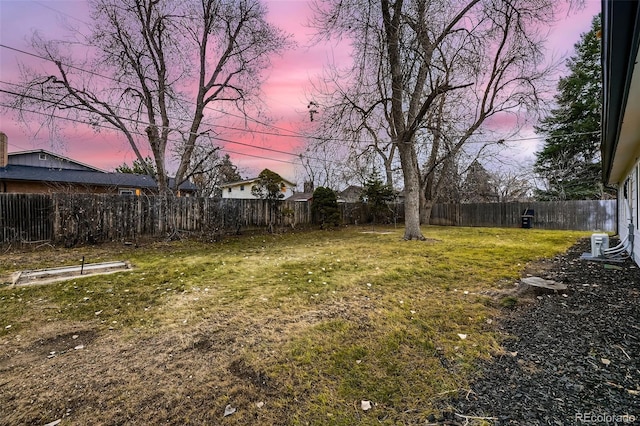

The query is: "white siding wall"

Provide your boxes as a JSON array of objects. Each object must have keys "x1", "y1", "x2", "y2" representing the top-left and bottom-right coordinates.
[
  {"x1": 221, "y1": 184, "x2": 259, "y2": 199},
  {"x1": 221, "y1": 183, "x2": 295, "y2": 200},
  {"x1": 618, "y1": 161, "x2": 640, "y2": 265}
]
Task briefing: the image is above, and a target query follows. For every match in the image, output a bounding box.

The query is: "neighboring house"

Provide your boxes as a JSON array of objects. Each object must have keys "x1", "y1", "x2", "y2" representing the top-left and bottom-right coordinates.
[
  {"x1": 337, "y1": 185, "x2": 363, "y2": 203},
  {"x1": 285, "y1": 192, "x2": 313, "y2": 202},
  {"x1": 0, "y1": 134, "x2": 197, "y2": 196},
  {"x1": 601, "y1": 0, "x2": 640, "y2": 265},
  {"x1": 285, "y1": 180, "x2": 314, "y2": 202},
  {"x1": 220, "y1": 175, "x2": 296, "y2": 200}
]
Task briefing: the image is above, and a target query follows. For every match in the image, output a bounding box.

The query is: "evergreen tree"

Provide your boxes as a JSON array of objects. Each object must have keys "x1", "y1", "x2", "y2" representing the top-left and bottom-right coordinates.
[
  {"x1": 361, "y1": 170, "x2": 395, "y2": 224},
  {"x1": 311, "y1": 187, "x2": 341, "y2": 228},
  {"x1": 251, "y1": 168, "x2": 288, "y2": 233},
  {"x1": 251, "y1": 169, "x2": 286, "y2": 201},
  {"x1": 462, "y1": 160, "x2": 497, "y2": 203},
  {"x1": 115, "y1": 156, "x2": 157, "y2": 175},
  {"x1": 534, "y1": 14, "x2": 607, "y2": 200},
  {"x1": 191, "y1": 152, "x2": 242, "y2": 198},
  {"x1": 217, "y1": 154, "x2": 242, "y2": 184}
]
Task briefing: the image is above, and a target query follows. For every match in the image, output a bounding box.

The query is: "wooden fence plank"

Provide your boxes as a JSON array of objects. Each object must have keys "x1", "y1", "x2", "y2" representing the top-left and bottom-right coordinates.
[
  {"x1": 430, "y1": 200, "x2": 616, "y2": 232},
  {"x1": 0, "y1": 194, "x2": 617, "y2": 246}
]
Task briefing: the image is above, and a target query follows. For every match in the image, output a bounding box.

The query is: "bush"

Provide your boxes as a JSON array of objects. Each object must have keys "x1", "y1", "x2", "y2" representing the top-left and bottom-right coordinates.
[
  {"x1": 361, "y1": 171, "x2": 395, "y2": 224},
  {"x1": 312, "y1": 187, "x2": 341, "y2": 228}
]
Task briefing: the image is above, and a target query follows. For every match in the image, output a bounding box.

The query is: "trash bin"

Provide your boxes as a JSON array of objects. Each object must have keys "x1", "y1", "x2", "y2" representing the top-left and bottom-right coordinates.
[{"x1": 521, "y1": 208, "x2": 534, "y2": 229}]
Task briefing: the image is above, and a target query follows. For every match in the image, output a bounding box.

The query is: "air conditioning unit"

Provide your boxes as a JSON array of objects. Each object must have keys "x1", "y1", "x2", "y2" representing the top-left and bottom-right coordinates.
[{"x1": 590, "y1": 233, "x2": 609, "y2": 257}]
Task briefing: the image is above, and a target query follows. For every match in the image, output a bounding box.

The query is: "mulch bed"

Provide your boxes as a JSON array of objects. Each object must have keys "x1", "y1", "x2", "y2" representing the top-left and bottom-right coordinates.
[{"x1": 447, "y1": 238, "x2": 640, "y2": 425}]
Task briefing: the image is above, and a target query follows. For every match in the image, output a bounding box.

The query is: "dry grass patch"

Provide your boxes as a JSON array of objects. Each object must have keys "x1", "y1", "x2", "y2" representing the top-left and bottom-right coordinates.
[{"x1": 0, "y1": 226, "x2": 587, "y2": 425}]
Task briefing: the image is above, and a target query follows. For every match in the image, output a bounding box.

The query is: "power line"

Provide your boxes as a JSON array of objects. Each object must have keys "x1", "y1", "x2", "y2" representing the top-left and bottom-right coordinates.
[
  {"x1": 4, "y1": 1, "x2": 312, "y2": 139},
  {"x1": 218, "y1": 148, "x2": 302, "y2": 166},
  {"x1": 0, "y1": 81, "x2": 362, "y2": 168},
  {"x1": 0, "y1": 79, "x2": 294, "y2": 140},
  {"x1": 1, "y1": 75, "x2": 601, "y2": 173},
  {"x1": 0, "y1": 43, "x2": 310, "y2": 139},
  {"x1": 1, "y1": 44, "x2": 599, "y2": 147},
  {"x1": 0, "y1": 101, "x2": 350, "y2": 170},
  {"x1": 2, "y1": 0, "x2": 309, "y2": 140},
  {"x1": 0, "y1": 87, "x2": 325, "y2": 164},
  {"x1": 0, "y1": 43, "x2": 395, "y2": 146},
  {"x1": 33, "y1": 0, "x2": 91, "y2": 27}
]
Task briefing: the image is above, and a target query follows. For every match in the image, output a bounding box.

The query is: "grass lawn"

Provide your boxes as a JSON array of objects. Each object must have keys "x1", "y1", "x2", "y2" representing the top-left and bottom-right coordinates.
[{"x1": 0, "y1": 226, "x2": 588, "y2": 425}]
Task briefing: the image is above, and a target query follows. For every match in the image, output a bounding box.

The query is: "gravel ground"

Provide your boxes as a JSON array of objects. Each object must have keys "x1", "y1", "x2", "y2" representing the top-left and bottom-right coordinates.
[{"x1": 449, "y1": 238, "x2": 640, "y2": 425}]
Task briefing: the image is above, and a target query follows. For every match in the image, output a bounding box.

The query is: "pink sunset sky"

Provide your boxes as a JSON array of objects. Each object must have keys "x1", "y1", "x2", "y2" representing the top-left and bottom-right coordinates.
[{"x1": 0, "y1": 0, "x2": 600, "y2": 184}]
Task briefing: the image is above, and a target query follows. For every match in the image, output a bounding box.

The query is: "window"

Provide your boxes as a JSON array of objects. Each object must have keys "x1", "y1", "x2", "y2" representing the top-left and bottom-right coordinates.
[
  {"x1": 119, "y1": 188, "x2": 135, "y2": 195},
  {"x1": 39, "y1": 153, "x2": 47, "y2": 161},
  {"x1": 240, "y1": 185, "x2": 245, "y2": 191},
  {"x1": 228, "y1": 188, "x2": 232, "y2": 193}
]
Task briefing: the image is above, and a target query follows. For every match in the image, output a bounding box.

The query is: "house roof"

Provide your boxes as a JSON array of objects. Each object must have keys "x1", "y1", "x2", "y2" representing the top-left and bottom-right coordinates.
[
  {"x1": 285, "y1": 192, "x2": 313, "y2": 202},
  {"x1": 0, "y1": 165, "x2": 197, "y2": 191},
  {"x1": 337, "y1": 185, "x2": 363, "y2": 202},
  {"x1": 220, "y1": 176, "x2": 296, "y2": 188},
  {"x1": 601, "y1": 0, "x2": 640, "y2": 184},
  {"x1": 9, "y1": 149, "x2": 106, "y2": 172},
  {"x1": 219, "y1": 177, "x2": 260, "y2": 188}
]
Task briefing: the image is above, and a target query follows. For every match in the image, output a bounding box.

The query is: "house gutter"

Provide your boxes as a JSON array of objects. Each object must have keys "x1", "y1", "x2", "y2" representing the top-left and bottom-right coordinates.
[{"x1": 601, "y1": 0, "x2": 640, "y2": 184}]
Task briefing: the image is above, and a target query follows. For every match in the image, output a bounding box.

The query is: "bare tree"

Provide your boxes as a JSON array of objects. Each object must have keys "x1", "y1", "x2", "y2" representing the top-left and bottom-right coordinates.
[
  {"x1": 6, "y1": 0, "x2": 291, "y2": 194},
  {"x1": 491, "y1": 168, "x2": 534, "y2": 202},
  {"x1": 310, "y1": 0, "x2": 556, "y2": 239},
  {"x1": 175, "y1": 144, "x2": 243, "y2": 197}
]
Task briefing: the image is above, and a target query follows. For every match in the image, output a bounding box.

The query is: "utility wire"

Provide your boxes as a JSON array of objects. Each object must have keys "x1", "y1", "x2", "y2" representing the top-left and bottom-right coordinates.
[
  {"x1": 3, "y1": 0, "x2": 305, "y2": 139},
  {"x1": 0, "y1": 75, "x2": 599, "y2": 155},
  {"x1": 0, "y1": 81, "x2": 363, "y2": 168},
  {"x1": 0, "y1": 45, "x2": 601, "y2": 148},
  {"x1": 0, "y1": 101, "x2": 353, "y2": 169},
  {"x1": 0, "y1": 43, "x2": 310, "y2": 139},
  {"x1": 0, "y1": 79, "x2": 296, "y2": 140}
]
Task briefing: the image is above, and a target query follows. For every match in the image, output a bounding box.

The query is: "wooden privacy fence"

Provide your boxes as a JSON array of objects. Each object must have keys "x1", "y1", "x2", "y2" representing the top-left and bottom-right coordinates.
[
  {"x1": 430, "y1": 200, "x2": 617, "y2": 232},
  {"x1": 0, "y1": 194, "x2": 315, "y2": 246},
  {"x1": 0, "y1": 193, "x2": 53, "y2": 244},
  {"x1": 0, "y1": 194, "x2": 617, "y2": 246}
]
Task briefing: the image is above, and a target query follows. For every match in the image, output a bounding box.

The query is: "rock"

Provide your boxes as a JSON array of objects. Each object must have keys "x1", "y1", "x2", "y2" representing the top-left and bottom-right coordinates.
[
  {"x1": 223, "y1": 404, "x2": 236, "y2": 417},
  {"x1": 521, "y1": 276, "x2": 568, "y2": 291}
]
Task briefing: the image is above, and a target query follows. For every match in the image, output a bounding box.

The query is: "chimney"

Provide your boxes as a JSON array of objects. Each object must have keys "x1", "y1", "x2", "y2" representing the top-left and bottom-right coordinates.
[{"x1": 0, "y1": 132, "x2": 7, "y2": 168}]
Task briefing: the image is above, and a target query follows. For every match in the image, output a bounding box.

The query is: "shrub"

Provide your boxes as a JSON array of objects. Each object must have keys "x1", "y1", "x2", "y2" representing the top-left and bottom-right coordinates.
[{"x1": 312, "y1": 187, "x2": 341, "y2": 228}]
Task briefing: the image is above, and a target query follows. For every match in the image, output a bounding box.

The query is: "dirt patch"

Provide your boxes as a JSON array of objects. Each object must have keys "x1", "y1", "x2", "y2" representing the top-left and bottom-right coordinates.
[
  {"x1": 26, "y1": 329, "x2": 99, "y2": 358},
  {"x1": 229, "y1": 357, "x2": 271, "y2": 389},
  {"x1": 0, "y1": 322, "x2": 99, "y2": 365},
  {"x1": 0, "y1": 293, "x2": 367, "y2": 425}
]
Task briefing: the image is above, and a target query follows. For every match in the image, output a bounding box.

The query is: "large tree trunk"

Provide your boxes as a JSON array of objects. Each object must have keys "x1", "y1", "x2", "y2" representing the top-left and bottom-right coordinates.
[
  {"x1": 419, "y1": 191, "x2": 433, "y2": 225},
  {"x1": 146, "y1": 125, "x2": 169, "y2": 195},
  {"x1": 420, "y1": 189, "x2": 431, "y2": 225},
  {"x1": 398, "y1": 141, "x2": 425, "y2": 240}
]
